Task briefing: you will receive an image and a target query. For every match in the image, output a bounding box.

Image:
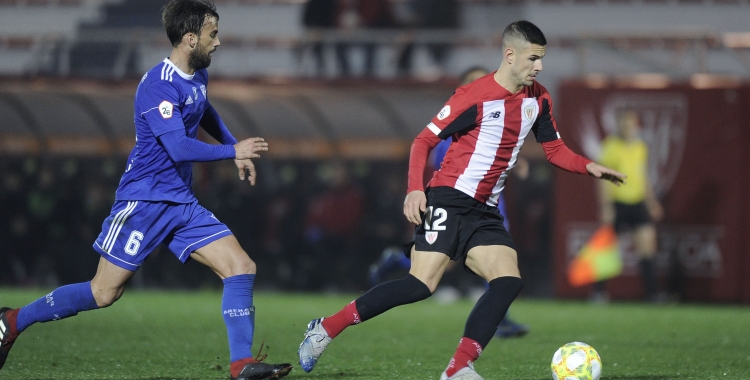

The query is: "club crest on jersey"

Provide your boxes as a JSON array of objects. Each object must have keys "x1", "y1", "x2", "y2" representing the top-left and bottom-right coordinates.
[
  {"x1": 159, "y1": 100, "x2": 173, "y2": 119},
  {"x1": 200, "y1": 85, "x2": 207, "y2": 98},
  {"x1": 425, "y1": 231, "x2": 438, "y2": 244},
  {"x1": 437, "y1": 105, "x2": 451, "y2": 120},
  {"x1": 524, "y1": 106, "x2": 535, "y2": 122}
]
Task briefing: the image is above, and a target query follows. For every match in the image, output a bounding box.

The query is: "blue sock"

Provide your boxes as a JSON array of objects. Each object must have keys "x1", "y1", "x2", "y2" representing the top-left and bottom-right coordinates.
[
  {"x1": 222, "y1": 274, "x2": 255, "y2": 362},
  {"x1": 16, "y1": 282, "x2": 98, "y2": 332}
]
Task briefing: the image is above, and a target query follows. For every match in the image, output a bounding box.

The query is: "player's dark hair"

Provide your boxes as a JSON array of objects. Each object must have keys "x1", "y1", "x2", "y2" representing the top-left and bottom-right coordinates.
[
  {"x1": 502, "y1": 20, "x2": 547, "y2": 48},
  {"x1": 162, "y1": 0, "x2": 219, "y2": 47}
]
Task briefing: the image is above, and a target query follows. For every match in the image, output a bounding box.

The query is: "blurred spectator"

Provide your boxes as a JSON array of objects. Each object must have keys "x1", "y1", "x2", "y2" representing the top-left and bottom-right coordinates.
[
  {"x1": 593, "y1": 110, "x2": 666, "y2": 304},
  {"x1": 301, "y1": 0, "x2": 339, "y2": 77},
  {"x1": 0, "y1": 162, "x2": 30, "y2": 285},
  {"x1": 357, "y1": 0, "x2": 397, "y2": 77},
  {"x1": 335, "y1": 0, "x2": 397, "y2": 78},
  {"x1": 261, "y1": 163, "x2": 314, "y2": 289},
  {"x1": 304, "y1": 160, "x2": 364, "y2": 290},
  {"x1": 334, "y1": 0, "x2": 362, "y2": 77},
  {"x1": 397, "y1": 0, "x2": 460, "y2": 77},
  {"x1": 25, "y1": 164, "x2": 63, "y2": 287}
]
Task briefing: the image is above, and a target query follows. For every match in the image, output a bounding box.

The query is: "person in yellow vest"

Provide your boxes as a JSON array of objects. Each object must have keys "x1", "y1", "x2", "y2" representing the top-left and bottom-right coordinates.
[{"x1": 593, "y1": 110, "x2": 664, "y2": 303}]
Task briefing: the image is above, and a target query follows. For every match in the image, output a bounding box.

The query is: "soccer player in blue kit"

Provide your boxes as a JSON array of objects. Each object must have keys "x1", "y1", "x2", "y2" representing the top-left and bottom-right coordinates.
[{"x1": 0, "y1": 1, "x2": 292, "y2": 379}]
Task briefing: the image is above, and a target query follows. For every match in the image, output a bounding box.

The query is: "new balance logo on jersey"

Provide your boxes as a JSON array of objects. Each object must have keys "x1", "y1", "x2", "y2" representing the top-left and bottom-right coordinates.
[
  {"x1": 489, "y1": 111, "x2": 501, "y2": 119},
  {"x1": 437, "y1": 105, "x2": 451, "y2": 120}
]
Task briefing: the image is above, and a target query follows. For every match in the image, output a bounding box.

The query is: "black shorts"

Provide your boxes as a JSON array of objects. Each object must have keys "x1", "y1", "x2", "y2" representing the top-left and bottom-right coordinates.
[
  {"x1": 614, "y1": 201, "x2": 652, "y2": 232},
  {"x1": 404, "y1": 186, "x2": 515, "y2": 268}
]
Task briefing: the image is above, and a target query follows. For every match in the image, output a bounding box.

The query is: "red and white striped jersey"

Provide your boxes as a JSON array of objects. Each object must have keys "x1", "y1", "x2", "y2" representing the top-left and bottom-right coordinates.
[{"x1": 418, "y1": 73, "x2": 560, "y2": 206}]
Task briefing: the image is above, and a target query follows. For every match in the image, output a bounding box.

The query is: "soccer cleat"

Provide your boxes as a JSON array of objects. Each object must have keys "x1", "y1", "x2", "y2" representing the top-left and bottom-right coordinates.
[
  {"x1": 0, "y1": 307, "x2": 20, "y2": 371},
  {"x1": 439, "y1": 363, "x2": 484, "y2": 380},
  {"x1": 297, "y1": 318, "x2": 332, "y2": 372},
  {"x1": 230, "y1": 361, "x2": 292, "y2": 380},
  {"x1": 368, "y1": 247, "x2": 410, "y2": 286},
  {"x1": 494, "y1": 317, "x2": 529, "y2": 339}
]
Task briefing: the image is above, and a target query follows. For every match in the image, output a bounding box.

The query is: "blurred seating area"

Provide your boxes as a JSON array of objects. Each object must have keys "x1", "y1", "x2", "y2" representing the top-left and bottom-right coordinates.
[
  {"x1": 0, "y1": 77, "x2": 558, "y2": 293},
  {"x1": 0, "y1": 155, "x2": 420, "y2": 291},
  {"x1": 0, "y1": 0, "x2": 748, "y2": 81},
  {"x1": 0, "y1": 150, "x2": 557, "y2": 295}
]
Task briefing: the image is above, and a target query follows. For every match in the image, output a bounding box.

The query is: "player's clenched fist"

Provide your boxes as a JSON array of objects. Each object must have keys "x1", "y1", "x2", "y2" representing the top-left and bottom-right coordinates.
[{"x1": 234, "y1": 137, "x2": 268, "y2": 160}]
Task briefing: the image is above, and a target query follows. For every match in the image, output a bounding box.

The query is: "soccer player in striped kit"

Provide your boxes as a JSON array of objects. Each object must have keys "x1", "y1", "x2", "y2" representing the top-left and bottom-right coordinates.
[
  {"x1": 298, "y1": 20, "x2": 626, "y2": 379},
  {"x1": 0, "y1": 1, "x2": 291, "y2": 379}
]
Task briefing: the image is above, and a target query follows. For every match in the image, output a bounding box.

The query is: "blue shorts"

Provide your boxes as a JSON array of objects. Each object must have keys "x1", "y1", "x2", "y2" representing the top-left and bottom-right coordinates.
[{"x1": 93, "y1": 200, "x2": 233, "y2": 271}]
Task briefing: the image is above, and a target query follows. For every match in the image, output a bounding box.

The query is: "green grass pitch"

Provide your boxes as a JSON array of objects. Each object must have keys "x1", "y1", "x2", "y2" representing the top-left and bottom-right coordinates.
[{"x1": 1, "y1": 289, "x2": 749, "y2": 379}]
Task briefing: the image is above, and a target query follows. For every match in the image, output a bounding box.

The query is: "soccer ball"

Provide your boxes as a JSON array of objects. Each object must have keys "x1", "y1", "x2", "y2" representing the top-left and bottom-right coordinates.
[{"x1": 550, "y1": 342, "x2": 602, "y2": 380}]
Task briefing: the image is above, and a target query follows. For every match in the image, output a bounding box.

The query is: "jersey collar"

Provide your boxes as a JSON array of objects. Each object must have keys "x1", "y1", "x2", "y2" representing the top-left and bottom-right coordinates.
[{"x1": 163, "y1": 58, "x2": 195, "y2": 80}]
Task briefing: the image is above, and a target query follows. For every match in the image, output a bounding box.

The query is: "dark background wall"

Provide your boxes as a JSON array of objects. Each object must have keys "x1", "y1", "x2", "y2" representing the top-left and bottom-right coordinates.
[{"x1": 552, "y1": 80, "x2": 750, "y2": 303}]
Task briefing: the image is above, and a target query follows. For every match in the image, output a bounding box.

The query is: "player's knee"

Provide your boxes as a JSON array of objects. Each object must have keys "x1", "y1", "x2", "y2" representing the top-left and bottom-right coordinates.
[
  {"x1": 408, "y1": 271, "x2": 440, "y2": 293},
  {"x1": 489, "y1": 275, "x2": 523, "y2": 293},
  {"x1": 404, "y1": 274, "x2": 434, "y2": 300},
  {"x1": 230, "y1": 256, "x2": 256, "y2": 276},
  {"x1": 92, "y1": 288, "x2": 124, "y2": 308}
]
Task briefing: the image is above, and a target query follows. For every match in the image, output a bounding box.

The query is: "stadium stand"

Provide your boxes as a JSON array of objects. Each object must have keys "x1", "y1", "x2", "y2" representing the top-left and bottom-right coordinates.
[{"x1": 1, "y1": 0, "x2": 749, "y2": 79}]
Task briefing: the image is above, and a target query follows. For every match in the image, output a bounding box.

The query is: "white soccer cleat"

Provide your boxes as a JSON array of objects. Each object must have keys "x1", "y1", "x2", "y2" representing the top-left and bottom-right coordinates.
[
  {"x1": 439, "y1": 363, "x2": 484, "y2": 380},
  {"x1": 298, "y1": 318, "x2": 332, "y2": 373}
]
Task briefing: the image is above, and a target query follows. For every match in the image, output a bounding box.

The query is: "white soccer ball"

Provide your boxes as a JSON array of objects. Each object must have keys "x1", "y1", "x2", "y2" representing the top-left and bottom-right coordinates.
[{"x1": 550, "y1": 341, "x2": 602, "y2": 380}]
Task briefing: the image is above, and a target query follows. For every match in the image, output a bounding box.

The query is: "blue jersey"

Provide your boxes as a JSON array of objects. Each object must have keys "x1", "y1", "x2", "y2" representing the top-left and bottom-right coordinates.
[{"x1": 116, "y1": 58, "x2": 211, "y2": 203}]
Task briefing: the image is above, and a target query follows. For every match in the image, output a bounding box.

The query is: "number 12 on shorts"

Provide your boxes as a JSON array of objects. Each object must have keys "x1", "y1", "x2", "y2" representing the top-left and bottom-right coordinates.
[{"x1": 424, "y1": 206, "x2": 447, "y2": 231}]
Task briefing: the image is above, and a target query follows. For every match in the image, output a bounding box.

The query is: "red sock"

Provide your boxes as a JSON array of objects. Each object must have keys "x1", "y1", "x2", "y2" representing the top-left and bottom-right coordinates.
[
  {"x1": 230, "y1": 357, "x2": 258, "y2": 378},
  {"x1": 320, "y1": 301, "x2": 361, "y2": 338},
  {"x1": 445, "y1": 337, "x2": 483, "y2": 377}
]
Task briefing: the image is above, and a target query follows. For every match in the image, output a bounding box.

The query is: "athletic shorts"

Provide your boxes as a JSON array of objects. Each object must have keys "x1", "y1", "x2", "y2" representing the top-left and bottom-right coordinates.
[
  {"x1": 405, "y1": 186, "x2": 515, "y2": 270},
  {"x1": 614, "y1": 201, "x2": 652, "y2": 232},
  {"x1": 93, "y1": 200, "x2": 233, "y2": 271}
]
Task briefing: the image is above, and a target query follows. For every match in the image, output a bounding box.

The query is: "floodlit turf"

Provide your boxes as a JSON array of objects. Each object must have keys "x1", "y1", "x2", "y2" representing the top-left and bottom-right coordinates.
[{"x1": 1, "y1": 289, "x2": 749, "y2": 379}]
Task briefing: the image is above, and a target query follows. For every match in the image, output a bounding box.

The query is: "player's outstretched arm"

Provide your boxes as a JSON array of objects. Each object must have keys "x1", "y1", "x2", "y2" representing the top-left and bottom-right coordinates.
[
  {"x1": 404, "y1": 190, "x2": 426, "y2": 225},
  {"x1": 585, "y1": 162, "x2": 626, "y2": 186},
  {"x1": 159, "y1": 129, "x2": 235, "y2": 162},
  {"x1": 542, "y1": 139, "x2": 626, "y2": 186},
  {"x1": 234, "y1": 137, "x2": 268, "y2": 160}
]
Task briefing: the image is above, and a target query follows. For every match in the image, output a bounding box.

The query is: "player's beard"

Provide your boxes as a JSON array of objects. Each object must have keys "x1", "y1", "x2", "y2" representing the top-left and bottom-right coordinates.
[{"x1": 188, "y1": 44, "x2": 212, "y2": 70}]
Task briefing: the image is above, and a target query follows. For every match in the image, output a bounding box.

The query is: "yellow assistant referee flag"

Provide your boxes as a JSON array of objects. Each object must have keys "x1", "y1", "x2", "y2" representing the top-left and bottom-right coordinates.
[{"x1": 568, "y1": 225, "x2": 623, "y2": 287}]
